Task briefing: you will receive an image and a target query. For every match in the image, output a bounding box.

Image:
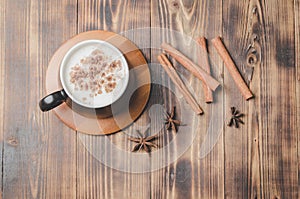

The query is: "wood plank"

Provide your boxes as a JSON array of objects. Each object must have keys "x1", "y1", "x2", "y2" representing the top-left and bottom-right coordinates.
[
  {"x1": 194, "y1": 1, "x2": 225, "y2": 199},
  {"x1": 259, "y1": 0, "x2": 297, "y2": 198},
  {"x1": 0, "y1": 0, "x2": 298, "y2": 198},
  {"x1": 295, "y1": 0, "x2": 300, "y2": 81},
  {"x1": 221, "y1": 1, "x2": 253, "y2": 198},
  {"x1": 295, "y1": 0, "x2": 300, "y2": 197},
  {"x1": 151, "y1": 0, "x2": 224, "y2": 198},
  {"x1": 76, "y1": 0, "x2": 151, "y2": 198},
  {"x1": 151, "y1": 0, "x2": 196, "y2": 198},
  {"x1": 222, "y1": 0, "x2": 297, "y2": 198},
  {"x1": 2, "y1": 0, "x2": 77, "y2": 198},
  {"x1": 245, "y1": 1, "x2": 265, "y2": 198},
  {"x1": 0, "y1": 0, "x2": 5, "y2": 198},
  {"x1": 221, "y1": 0, "x2": 268, "y2": 198}
]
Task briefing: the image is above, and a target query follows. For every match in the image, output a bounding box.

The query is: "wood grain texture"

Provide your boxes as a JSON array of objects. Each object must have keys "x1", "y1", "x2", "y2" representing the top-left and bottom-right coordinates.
[
  {"x1": 221, "y1": 1, "x2": 251, "y2": 198},
  {"x1": 244, "y1": 1, "x2": 264, "y2": 198},
  {"x1": 151, "y1": 0, "x2": 225, "y2": 199},
  {"x1": 193, "y1": 1, "x2": 225, "y2": 199},
  {"x1": 0, "y1": 0, "x2": 5, "y2": 198},
  {"x1": 261, "y1": 0, "x2": 297, "y2": 198},
  {"x1": 2, "y1": 0, "x2": 77, "y2": 198},
  {"x1": 151, "y1": 1, "x2": 194, "y2": 198},
  {"x1": 0, "y1": 0, "x2": 299, "y2": 198},
  {"x1": 296, "y1": 0, "x2": 300, "y2": 198},
  {"x1": 296, "y1": 0, "x2": 300, "y2": 82},
  {"x1": 76, "y1": 0, "x2": 151, "y2": 198},
  {"x1": 223, "y1": 1, "x2": 264, "y2": 198},
  {"x1": 222, "y1": 0, "x2": 298, "y2": 198}
]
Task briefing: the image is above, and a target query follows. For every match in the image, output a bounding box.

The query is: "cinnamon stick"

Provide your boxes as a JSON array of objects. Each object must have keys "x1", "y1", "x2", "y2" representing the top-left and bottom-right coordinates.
[
  {"x1": 158, "y1": 54, "x2": 203, "y2": 115},
  {"x1": 161, "y1": 43, "x2": 220, "y2": 91},
  {"x1": 196, "y1": 37, "x2": 213, "y2": 103},
  {"x1": 211, "y1": 36, "x2": 254, "y2": 100}
]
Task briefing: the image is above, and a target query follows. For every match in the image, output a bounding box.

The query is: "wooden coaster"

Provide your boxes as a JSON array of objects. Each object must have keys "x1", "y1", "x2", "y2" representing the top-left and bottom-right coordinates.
[{"x1": 45, "y1": 30, "x2": 151, "y2": 135}]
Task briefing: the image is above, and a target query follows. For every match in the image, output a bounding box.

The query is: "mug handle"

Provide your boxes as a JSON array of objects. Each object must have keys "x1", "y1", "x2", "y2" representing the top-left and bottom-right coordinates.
[{"x1": 39, "y1": 89, "x2": 68, "y2": 112}]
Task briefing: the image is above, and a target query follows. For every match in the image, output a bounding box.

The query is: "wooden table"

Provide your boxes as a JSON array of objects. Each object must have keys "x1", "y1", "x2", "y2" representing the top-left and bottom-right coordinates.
[{"x1": 0, "y1": 0, "x2": 299, "y2": 198}]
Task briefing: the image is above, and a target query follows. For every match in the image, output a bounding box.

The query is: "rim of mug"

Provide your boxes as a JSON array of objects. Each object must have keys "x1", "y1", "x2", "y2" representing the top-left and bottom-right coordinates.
[{"x1": 59, "y1": 39, "x2": 129, "y2": 109}]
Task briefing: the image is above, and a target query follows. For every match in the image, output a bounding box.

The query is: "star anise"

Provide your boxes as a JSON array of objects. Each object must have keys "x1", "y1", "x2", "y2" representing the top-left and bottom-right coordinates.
[
  {"x1": 128, "y1": 129, "x2": 158, "y2": 153},
  {"x1": 165, "y1": 107, "x2": 181, "y2": 132},
  {"x1": 228, "y1": 107, "x2": 245, "y2": 128}
]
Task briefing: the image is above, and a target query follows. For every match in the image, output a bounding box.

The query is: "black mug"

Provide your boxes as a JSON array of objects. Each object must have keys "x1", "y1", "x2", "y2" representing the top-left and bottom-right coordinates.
[{"x1": 39, "y1": 40, "x2": 129, "y2": 112}]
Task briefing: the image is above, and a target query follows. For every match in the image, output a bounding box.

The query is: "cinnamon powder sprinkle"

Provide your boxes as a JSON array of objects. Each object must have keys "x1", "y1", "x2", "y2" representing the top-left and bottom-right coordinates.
[{"x1": 69, "y1": 49, "x2": 123, "y2": 98}]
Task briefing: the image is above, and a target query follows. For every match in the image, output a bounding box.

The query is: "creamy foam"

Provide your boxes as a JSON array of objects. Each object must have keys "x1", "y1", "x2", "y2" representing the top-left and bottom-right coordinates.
[{"x1": 60, "y1": 40, "x2": 129, "y2": 108}]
